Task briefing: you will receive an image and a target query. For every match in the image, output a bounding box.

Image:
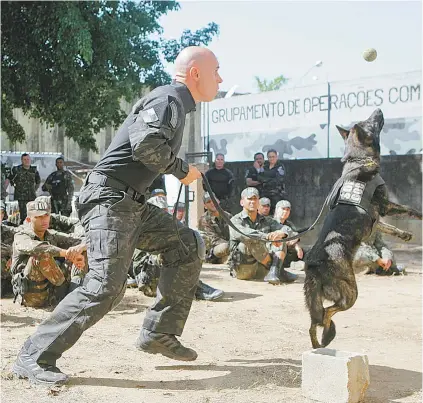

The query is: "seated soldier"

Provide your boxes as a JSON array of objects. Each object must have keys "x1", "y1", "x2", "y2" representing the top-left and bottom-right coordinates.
[
  {"x1": 228, "y1": 188, "x2": 298, "y2": 284},
  {"x1": 174, "y1": 202, "x2": 186, "y2": 224},
  {"x1": 198, "y1": 191, "x2": 231, "y2": 264},
  {"x1": 273, "y1": 200, "x2": 304, "y2": 269},
  {"x1": 258, "y1": 197, "x2": 271, "y2": 216},
  {"x1": 353, "y1": 229, "x2": 404, "y2": 276},
  {"x1": 131, "y1": 195, "x2": 224, "y2": 301},
  {"x1": 10, "y1": 196, "x2": 87, "y2": 308},
  {"x1": 1, "y1": 201, "x2": 19, "y2": 296}
]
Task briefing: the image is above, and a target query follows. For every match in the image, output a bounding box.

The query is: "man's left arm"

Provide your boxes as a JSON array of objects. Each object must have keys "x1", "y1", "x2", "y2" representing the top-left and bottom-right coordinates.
[
  {"x1": 66, "y1": 172, "x2": 75, "y2": 208},
  {"x1": 227, "y1": 169, "x2": 235, "y2": 198},
  {"x1": 128, "y1": 98, "x2": 189, "y2": 180},
  {"x1": 52, "y1": 230, "x2": 86, "y2": 250},
  {"x1": 34, "y1": 167, "x2": 41, "y2": 190},
  {"x1": 374, "y1": 231, "x2": 394, "y2": 261}
]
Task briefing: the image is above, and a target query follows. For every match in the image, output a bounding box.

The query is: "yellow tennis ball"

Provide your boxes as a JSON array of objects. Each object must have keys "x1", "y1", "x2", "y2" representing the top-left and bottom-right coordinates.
[{"x1": 363, "y1": 48, "x2": 377, "y2": 62}]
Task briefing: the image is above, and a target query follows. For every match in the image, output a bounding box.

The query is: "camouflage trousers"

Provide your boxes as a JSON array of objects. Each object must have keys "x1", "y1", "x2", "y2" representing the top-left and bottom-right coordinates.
[
  {"x1": 131, "y1": 249, "x2": 161, "y2": 297},
  {"x1": 21, "y1": 254, "x2": 68, "y2": 308},
  {"x1": 229, "y1": 239, "x2": 286, "y2": 280},
  {"x1": 18, "y1": 199, "x2": 32, "y2": 224},
  {"x1": 23, "y1": 181, "x2": 203, "y2": 364}
]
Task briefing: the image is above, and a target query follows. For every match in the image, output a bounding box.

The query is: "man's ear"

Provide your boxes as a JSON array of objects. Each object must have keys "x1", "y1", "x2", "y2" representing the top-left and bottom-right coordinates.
[{"x1": 240, "y1": 199, "x2": 244, "y2": 208}]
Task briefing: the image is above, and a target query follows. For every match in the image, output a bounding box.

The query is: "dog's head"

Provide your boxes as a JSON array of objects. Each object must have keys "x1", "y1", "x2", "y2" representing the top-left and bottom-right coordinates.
[{"x1": 337, "y1": 108, "x2": 384, "y2": 163}]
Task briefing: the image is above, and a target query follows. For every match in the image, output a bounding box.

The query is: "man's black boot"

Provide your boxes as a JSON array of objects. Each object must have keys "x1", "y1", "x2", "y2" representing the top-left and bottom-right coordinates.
[
  {"x1": 12, "y1": 350, "x2": 69, "y2": 386},
  {"x1": 136, "y1": 329, "x2": 198, "y2": 361}
]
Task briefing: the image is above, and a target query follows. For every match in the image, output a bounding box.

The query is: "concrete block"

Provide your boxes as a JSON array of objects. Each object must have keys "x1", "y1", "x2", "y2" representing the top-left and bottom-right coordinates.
[{"x1": 302, "y1": 348, "x2": 370, "y2": 403}]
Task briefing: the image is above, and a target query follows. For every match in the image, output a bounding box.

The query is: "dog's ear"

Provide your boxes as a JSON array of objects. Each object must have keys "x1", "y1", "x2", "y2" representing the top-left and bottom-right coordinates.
[
  {"x1": 353, "y1": 124, "x2": 373, "y2": 145},
  {"x1": 336, "y1": 125, "x2": 349, "y2": 140}
]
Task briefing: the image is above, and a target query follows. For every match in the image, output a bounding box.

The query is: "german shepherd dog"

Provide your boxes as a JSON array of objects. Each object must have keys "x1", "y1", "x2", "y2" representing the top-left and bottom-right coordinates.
[{"x1": 304, "y1": 108, "x2": 422, "y2": 349}]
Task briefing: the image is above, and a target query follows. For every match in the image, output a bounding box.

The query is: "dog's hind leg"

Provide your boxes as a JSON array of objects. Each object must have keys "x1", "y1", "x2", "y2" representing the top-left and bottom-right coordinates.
[
  {"x1": 304, "y1": 277, "x2": 324, "y2": 349},
  {"x1": 321, "y1": 281, "x2": 358, "y2": 347}
]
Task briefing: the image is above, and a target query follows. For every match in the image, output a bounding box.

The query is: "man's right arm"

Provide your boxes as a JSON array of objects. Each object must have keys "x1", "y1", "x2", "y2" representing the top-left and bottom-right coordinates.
[
  {"x1": 41, "y1": 173, "x2": 53, "y2": 192},
  {"x1": 245, "y1": 167, "x2": 261, "y2": 187},
  {"x1": 13, "y1": 232, "x2": 63, "y2": 257}
]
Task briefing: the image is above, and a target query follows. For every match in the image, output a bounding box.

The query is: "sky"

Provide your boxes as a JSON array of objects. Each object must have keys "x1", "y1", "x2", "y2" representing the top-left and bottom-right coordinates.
[{"x1": 159, "y1": 1, "x2": 422, "y2": 94}]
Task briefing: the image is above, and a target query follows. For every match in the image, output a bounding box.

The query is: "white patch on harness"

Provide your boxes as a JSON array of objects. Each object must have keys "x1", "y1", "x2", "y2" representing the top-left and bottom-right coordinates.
[
  {"x1": 141, "y1": 108, "x2": 159, "y2": 124},
  {"x1": 338, "y1": 180, "x2": 365, "y2": 204},
  {"x1": 169, "y1": 101, "x2": 178, "y2": 129}
]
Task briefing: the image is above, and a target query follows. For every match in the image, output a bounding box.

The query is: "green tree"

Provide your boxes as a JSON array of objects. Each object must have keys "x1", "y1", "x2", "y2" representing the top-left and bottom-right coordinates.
[
  {"x1": 1, "y1": 1, "x2": 219, "y2": 151},
  {"x1": 254, "y1": 75, "x2": 289, "y2": 92}
]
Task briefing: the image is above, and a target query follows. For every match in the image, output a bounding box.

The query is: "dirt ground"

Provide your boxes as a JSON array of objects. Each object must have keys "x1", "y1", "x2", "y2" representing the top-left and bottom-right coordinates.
[{"x1": 1, "y1": 244, "x2": 422, "y2": 403}]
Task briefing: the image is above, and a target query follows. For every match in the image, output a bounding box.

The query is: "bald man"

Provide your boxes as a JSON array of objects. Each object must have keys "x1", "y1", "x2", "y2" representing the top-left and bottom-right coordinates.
[{"x1": 13, "y1": 47, "x2": 223, "y2": 386}]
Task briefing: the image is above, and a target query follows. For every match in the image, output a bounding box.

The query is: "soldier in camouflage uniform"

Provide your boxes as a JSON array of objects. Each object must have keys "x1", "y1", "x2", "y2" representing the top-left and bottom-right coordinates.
[
  {"x1": 10, "y1": 153, "x2": 41, "y2": 223},
  {"x1": 1, "y1": 201, "x2": 19, "y2": 296},
  {"x1": 198, "y1": 191, "x2": 231, "y2": 264},
  {"x1": 273, "y1": 200, "x2": 305, "y2": 269},
  {"x1": 42, "y1": 157, "x2": 74, "y2": 216},
  {"x1": 1, "y1": 162, "x2": 11, "y2": 201},
  {"x1": 258, "y1": 197, "x2": 271, "y2": 216},
  {"x1": 10, "y1": 197, "x2": 87, "y2": 308},
  {"x1": 13, "y1": 47, "x2": 223, "y2": 385},
  {"x1": 229, "y1": 187, "x2": 298, "y2": 284},
  {"x1": 353, "y1": 229, "x2": 403, "y2": 276}
]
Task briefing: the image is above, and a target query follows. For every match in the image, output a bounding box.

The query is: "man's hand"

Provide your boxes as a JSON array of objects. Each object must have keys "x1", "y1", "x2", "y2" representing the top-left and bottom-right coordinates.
[
  {"x1": 72, "y1": 254, "x2": 86, "y2": 270},
  {"x1": 180, "y1": 165, "x2": 202, "y2": 186},
  {"x1": 267, "y1": 230, "x2": 287, "y2": 243},
  {"x1": 296, "y1": 245, "x2": 304, "y2": 259},
  {"x1": 253, "y1": 161, "x2": 261, "y2": 171},
  {"x1": 65, "y1": 244, "x2": 87, "y2": 262},
  {"x1": 376, "y1": 258, "x2": 392, "y2": 271}
]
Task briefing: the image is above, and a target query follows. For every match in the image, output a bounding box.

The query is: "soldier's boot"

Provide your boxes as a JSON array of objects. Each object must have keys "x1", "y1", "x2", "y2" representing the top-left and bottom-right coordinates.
[
  {"x1": 264, "y1": 255, "x2": 298, "y2": 285},
  {"x1": 136, "y1": 329, "x2": 197, "y2": 361},
  {"x1": 195, "y1": 280, "x2": 224, "y2": 301},
  {"x1": 264, "y1": 255, "x2": 282, "y2": 285},
  {"x1": 205, "y1": 248, "x2": 220, "y2": 264},
  {"x1": 12, "y1": 350, "x2": 68, "y2": 386}
]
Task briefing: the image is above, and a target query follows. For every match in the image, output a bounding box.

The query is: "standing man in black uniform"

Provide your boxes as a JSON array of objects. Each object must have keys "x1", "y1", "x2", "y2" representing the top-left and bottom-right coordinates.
[
  {"x1": 42, "y1": 157, "x2": 74, "y2": 216},
  {"x1": 204, "y1": 153, "x2": 234, "y2": 210},
  {"x1": 13, "y1": 46, "x2": 223, "y2": 386}
]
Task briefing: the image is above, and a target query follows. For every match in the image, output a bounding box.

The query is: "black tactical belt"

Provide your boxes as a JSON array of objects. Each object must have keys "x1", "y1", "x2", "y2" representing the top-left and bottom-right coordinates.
[{"x1": 86, "y1": 172, "x2": 145, "y2": 203}]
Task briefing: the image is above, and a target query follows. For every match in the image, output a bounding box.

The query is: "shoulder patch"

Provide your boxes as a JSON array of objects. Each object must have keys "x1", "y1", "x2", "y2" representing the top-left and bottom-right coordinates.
[
  {"x1": 277, "y1": 166, "x2": 285, "y2": 175},
  {"x1": 169, "y1": 101, "x2": 178, "y2": 129},
  {"x1": 141, "y1": 108, "x2": 159, "y2": 124}
]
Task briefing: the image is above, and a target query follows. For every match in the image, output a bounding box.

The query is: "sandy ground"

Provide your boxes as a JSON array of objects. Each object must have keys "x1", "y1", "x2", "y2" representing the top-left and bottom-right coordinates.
[{"x1": 1, "y1": 245, "x2": 422, "y2": 403}]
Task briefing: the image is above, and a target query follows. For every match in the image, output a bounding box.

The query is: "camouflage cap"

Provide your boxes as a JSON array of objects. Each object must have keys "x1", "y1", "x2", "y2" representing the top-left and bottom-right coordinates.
[
  {"x1": 27, "y1": 196, "x2": 51, "y2": 217},
  {"x1": 147, "y1": 195, "x2": 168, "y2": 210},
  {"x1": 259, "y1": 197, "x2": 271, "y2": 206},
  {"x1": 275, "y1": 200, "x2": 291, "y2": 209},
  {"x1": 151, "y1": 188, "x2": 166, "y2": 197},
  {"x1": 241, "y1": 187, "x2": 260, "y2": 199},
  {"x1": 174, "y1": 202, "x2": 185, "y2": 210},
  {"x1": 203, "y1": 191, "x2": 218, "y2": 203}
]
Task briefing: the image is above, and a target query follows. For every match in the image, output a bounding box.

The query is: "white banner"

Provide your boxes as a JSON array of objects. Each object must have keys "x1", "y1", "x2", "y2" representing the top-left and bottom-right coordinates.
[
  {"x1": 209, "y1": 83, "x2": 329, "y2": 136},
  {"x1": 205, "y1": 71, "x2": 421, "y2": 161}
]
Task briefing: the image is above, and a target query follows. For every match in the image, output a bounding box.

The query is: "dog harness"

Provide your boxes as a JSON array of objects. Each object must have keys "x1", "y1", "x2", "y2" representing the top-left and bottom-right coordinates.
[{"x1": 329, "y1": 173, "x2": 385, "y2": 220}]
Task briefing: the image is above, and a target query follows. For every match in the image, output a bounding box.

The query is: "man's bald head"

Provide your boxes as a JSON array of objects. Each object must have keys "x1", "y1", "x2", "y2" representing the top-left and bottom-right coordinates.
[{"x1": 173, "y1": 46, "x2": 222, "y2": 102}]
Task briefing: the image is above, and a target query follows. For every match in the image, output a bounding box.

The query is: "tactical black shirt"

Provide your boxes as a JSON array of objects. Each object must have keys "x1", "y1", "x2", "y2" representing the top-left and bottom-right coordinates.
[
  {"x1": 94, "y1": 81, "x2": 196, "y2": 195},
  {"x1": 204, "y1": 167, "x2": 234, "y2": 200}
]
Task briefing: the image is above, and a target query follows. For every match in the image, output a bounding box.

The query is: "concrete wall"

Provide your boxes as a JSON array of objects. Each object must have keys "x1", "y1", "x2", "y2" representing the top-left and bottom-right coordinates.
[{"x1": 223, "y1": 155, "x2": 422, "y2": 245}]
